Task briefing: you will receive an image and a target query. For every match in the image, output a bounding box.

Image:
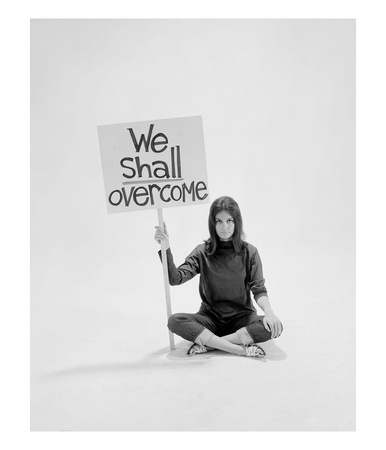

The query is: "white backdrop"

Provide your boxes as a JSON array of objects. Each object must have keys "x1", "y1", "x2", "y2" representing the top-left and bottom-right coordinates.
[{"x1": 31, "y1": 19, "x2": 355, "y2": 431}]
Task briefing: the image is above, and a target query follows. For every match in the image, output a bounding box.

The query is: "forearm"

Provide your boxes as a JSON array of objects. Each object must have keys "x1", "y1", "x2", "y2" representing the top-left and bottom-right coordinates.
[
  {"x1": 256, "y1": 295, "x2": 274, "y2": 314},
  {"x1": 158, "y1": 247, "x2": 199, "y2": 286},
  {"x1": 158, "y1": 248, "x2": 180, "y2": 285}
]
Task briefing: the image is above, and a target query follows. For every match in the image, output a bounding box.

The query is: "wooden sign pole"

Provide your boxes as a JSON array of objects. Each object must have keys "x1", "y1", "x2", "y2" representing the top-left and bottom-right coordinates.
[{"x1": 157, "y1": 208, "x2": 176, "y2": 350}]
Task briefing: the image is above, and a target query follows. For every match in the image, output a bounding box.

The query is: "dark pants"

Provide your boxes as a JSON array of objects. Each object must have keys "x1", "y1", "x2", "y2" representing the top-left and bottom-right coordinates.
[{"x1": 167, "y1": 309, "x2": 272, "y2": 345}]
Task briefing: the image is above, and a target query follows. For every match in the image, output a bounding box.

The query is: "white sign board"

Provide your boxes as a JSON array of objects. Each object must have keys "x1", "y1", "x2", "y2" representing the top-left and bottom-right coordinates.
[{"x1": 97, "y1": 116, "x2": 209, "y2": 214}]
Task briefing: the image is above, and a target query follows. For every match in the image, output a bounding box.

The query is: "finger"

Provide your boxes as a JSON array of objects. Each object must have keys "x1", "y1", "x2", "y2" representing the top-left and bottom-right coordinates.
[
  {"x1": 278, "y1": 322, "x2": 283, "y2": 337},
  {"x1": 154, "y1": 231, "x2": 165, "y2": 242},
  {"x1": 272, "y1": 322, "x2": 279, "y2": 338},
  {"x1": 265, "y1": 318, "x2": 274, "y2": 337},
  {"x1": 263, "y1": 317, "x2": 271, "y2": 333}
]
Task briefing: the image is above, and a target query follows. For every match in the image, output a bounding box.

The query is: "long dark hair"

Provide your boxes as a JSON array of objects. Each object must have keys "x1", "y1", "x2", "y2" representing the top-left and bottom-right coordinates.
[{"x1": 205, "y1": 196, "x2": 246, "y2": 255}]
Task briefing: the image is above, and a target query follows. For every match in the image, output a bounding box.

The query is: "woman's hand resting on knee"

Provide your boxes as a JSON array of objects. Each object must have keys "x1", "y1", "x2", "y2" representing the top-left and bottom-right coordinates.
[{"x1": 263, "y1": 311, "x2": 283, "y2": 339}]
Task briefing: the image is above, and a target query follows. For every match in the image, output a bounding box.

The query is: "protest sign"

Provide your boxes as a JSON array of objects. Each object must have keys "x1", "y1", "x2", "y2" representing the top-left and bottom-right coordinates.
[
  {"x1": 97, "y1": 116, "x2": 209, "y2": 350},
  {"x1": 97, "y1": 116, "x2": 209, "y2": 214}
]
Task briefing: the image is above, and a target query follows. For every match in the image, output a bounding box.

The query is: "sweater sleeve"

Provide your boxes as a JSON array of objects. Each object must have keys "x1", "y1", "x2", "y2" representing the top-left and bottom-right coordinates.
[
  {"x1": 248, "y1": 246, "x2": 268, "y2": 301},
  {"x1": 158, "y1": 247, "x2": 201, "y2": 286}
]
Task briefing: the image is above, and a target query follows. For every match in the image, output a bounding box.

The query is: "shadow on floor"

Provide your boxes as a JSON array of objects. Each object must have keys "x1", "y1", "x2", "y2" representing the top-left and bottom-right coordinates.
[
  {"x1": 36, "y1": 341, "x2": 287, "y2": 380},
  {"x1": 35, "y1": 346, "x2": 201, "y2": 380}
]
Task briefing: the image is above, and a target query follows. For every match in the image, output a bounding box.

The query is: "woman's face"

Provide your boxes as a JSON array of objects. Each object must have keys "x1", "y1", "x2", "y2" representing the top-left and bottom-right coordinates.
[{"x1": 215, "y1": 210, "x2": 235, "y2": 241}]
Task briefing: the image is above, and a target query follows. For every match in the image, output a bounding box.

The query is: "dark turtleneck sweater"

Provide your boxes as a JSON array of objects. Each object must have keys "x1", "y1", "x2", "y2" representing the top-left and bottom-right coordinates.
[{"x1": 159, "y1": 241, "x2": 267, "y2": 319}]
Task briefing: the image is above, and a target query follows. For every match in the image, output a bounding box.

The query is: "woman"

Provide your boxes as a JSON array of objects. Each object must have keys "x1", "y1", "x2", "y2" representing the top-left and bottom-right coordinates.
[{"x1": 154, "y1": 196, "x2": 283, "y2": 357}]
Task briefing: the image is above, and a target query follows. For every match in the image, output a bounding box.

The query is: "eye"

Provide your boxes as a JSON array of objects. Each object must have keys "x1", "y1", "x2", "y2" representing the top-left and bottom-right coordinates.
[
  {"x1": 227, "y1": 219, "x2": 234, "y2": 224},
  {"x1": 215, "y1": 219, "x2": 222, "y2": 224}
]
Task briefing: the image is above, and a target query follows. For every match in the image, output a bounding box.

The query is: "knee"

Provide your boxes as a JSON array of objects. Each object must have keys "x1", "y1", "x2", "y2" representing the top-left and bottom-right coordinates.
[
  {"x1": 248, "y1": 320, "x2": 273, "y2": 343},
  {"x1": 259, "y1": 331, "x2": 272, "y2": 343},
  {"x1": 167, "y1": 313, "x2": 187, "y2": 333}
]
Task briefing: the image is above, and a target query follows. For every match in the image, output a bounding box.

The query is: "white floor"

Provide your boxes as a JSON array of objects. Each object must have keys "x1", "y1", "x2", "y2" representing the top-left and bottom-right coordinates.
[{"x1": 31, "y1": 284, "x2": 355, "y2": 431}]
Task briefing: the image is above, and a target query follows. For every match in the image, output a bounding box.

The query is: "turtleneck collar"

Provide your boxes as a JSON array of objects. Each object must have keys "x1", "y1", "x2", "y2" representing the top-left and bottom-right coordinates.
[{"x1": 218, "y1": 240, "x2": 234, "y2": 250}]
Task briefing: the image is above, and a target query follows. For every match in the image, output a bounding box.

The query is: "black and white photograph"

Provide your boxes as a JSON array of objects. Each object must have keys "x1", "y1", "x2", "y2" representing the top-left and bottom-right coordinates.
[
  {"x1": 2, "y1": 1, "x2": 385, "y2": 447},
  {"x1": 29, "y1": 18, "x2": 357, "y2": 432}
]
